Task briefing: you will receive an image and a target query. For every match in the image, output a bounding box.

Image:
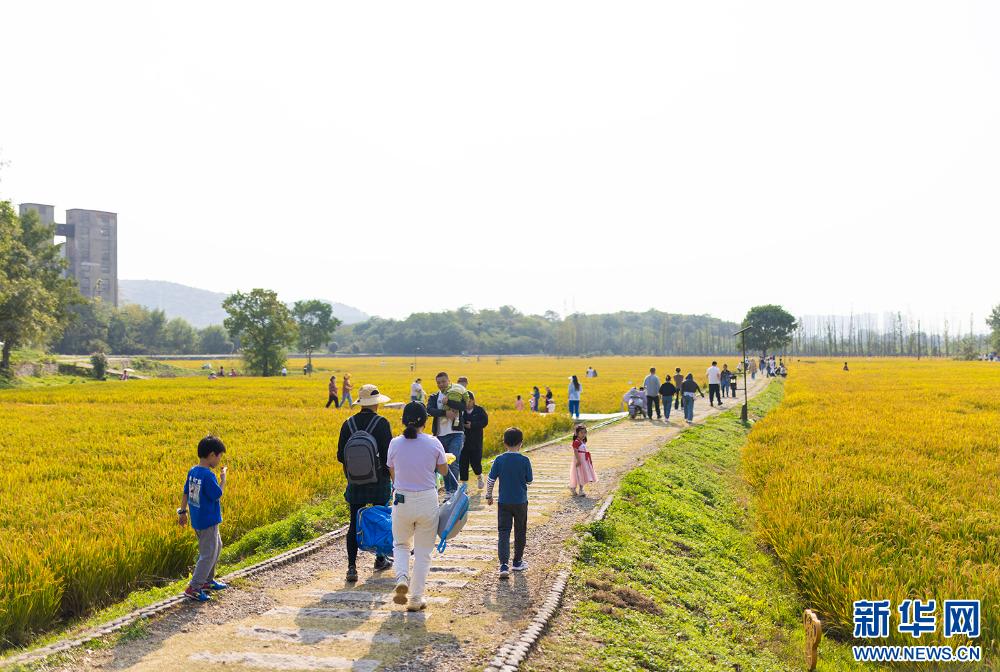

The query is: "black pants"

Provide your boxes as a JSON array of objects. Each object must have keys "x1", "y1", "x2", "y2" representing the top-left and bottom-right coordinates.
[
  {"x1": 326, "y1": 394, "x2": 339, "y2": 408},
  {"x1": 708, "y1": 383, "x2": 722, "y2": 405},
  {"x1": 460, "y1": 444, "x2": 483, "y2": 481},
  {"x1": 346, "y1": 502, "x2": 385, "y2": 566},
  {"x1": 498, "y1": 501, "x2": 528, "y2": 565},
  {"x1": 674, "y1": 389, "x2": 681, "y2": 409},
  {"x1": 646, "y1": 394, "x2": 661, "y2": 419}
]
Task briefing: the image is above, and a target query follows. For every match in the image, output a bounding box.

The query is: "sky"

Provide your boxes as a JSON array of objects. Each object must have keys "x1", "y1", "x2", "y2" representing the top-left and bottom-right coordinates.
[{"x1": 2, "y1": 1, "x2": 999, "y2": 332}]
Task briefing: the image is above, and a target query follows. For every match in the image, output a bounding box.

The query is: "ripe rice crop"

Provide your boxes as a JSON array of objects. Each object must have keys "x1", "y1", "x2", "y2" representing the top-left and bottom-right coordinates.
[
  {"x1": 743, "y1": 358, "x2": 1000, "y2": 658},
  {"x1": 171, "y1": 355, "x2": 727, "y2": 414},
  {"x1": 0, "y1": 374, "x2": 575, "y2": 648}
]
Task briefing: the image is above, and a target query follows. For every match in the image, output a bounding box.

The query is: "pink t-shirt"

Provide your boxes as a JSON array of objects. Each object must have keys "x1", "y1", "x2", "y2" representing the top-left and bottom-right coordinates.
[{"x1": 387, "y1": 433, "x2": 447, "y2": 492}]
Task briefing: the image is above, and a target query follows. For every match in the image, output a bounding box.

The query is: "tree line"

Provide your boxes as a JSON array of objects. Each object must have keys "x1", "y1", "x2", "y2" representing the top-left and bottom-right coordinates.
[
  {"x1": 332, "y1": 306, "x2": 745, "y2": 357},
  {"x1": 788, "y1": 311, "x2": 1000, "y2": 360}
]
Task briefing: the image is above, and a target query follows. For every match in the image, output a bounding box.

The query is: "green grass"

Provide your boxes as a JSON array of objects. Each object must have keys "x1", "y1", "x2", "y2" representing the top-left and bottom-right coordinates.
[{"x1": 527, "y1": 380, "x2": 870, "y2": 672}]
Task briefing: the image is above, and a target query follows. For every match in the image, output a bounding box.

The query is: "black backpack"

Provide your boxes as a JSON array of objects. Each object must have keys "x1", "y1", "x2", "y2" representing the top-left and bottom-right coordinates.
[{"x1": 344, "y1": 415, "x2": 383, "y2": 485}]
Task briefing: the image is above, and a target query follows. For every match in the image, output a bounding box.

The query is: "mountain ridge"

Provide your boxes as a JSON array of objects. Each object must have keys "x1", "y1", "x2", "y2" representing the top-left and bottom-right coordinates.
[{"x1": 118, "y1": 279, "x2": 369, "y2": 329}]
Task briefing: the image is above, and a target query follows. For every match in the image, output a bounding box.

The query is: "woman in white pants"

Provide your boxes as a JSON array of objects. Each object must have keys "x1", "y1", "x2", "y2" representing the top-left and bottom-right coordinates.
[{"x1": 387, "y1": 402, "x2": 449, "y2": 611}]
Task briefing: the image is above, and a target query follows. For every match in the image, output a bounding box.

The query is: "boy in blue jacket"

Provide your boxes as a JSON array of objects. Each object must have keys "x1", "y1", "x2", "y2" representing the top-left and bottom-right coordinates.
[
  {"x1": 178, "y1": 435, "x2": 229, "y2": 601},
  {"x1": 486, "y1": 427, "x2": 533, "y2": 579}
]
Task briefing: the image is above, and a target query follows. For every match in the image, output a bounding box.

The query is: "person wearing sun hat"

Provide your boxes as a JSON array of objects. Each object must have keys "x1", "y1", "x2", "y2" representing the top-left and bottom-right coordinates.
[{"x1": 337, "y1": 383, "x2": 393, "y2": 582}]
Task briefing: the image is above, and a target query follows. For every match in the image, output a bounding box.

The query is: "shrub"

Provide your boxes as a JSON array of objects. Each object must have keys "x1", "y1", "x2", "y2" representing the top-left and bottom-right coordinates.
[{"x1": 89, "y1": 352, "x2": 108, "y2": 379}]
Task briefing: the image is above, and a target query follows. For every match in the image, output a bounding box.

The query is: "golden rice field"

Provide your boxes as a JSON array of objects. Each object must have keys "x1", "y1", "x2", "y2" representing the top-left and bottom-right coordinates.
[
  {"x1": 743, "y1": 358, "x2": 1000, "y2": 658},
  {"x1": 166, "y1": 355, "x2": 730, "y2": 415},
  {"x1": 0, "y1": 355, "x2": 727, "y2": 648},
  {"x1": 0, "y1": 375, "x2": 570, "y2": 648}
]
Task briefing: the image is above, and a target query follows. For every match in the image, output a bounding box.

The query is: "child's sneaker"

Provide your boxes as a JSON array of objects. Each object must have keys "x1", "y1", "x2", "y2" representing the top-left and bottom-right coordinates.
[
  {"x1": 184, "y1": 586, "x2": 211, "y2": 602},
  {"x1": 373, "y1": 555, "x2": 391, "y2": 571},
  {"x1": 477, "y1": 475, "x2": 485, "y2": 489},
  {"x1": 499, "y1": 564, "x2": 510, "y2": 579},
  {"x1": 512, "y1": 559, "x2": 529, "y2": 571},
  {"x1": 201, "y1": 580, "x2": 227, "y2": 591},
  {"x1": 393, "y1": 575, "x2": 410, "y2": 605},
  {"x1": 406, "y1": 597, "x2": 427, "y2": 612}
]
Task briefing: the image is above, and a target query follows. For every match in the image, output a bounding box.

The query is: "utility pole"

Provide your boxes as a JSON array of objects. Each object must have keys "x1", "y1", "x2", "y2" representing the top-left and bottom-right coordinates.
[
  {"x1": 476, "y1": 319, "x2": 482, "y2": 363},
  {"x1": 734, "y1": 325, "x2": 753, "y2": 423},
  {"x1": 917, "y1": 321, "x2": 921, "y2": 360}
]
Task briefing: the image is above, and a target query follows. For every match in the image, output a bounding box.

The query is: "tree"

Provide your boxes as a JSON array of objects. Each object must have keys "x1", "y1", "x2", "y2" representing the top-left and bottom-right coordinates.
[
  {"x1": 740, "y1": 304, "x2": 797, "y2": 357},
  {"x1": 0, "y1": 202, "x2": 83, "y2": 370},
  {"x1": 222, "y1": 289, "x2": 298, "y2": 376},
  {"x1": 198, "y1": 325, "x2": 233, "y2": 354},
  {"x1": 291, "y1": 299, "x2": 341, "y2": 352},
  {"x1": 163, "y1": 317, "x2": 198, "y2": 354},
  {"x1": 987, "y1": 304, "x2": 1000, "y2": 353}
]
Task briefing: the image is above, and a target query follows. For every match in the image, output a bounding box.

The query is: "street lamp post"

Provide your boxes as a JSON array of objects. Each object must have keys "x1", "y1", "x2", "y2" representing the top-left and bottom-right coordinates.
[
  {"x1": 412, "y1": 347, "x2": 419, "y2": 371},
  {"x1": 476, "y1": 320, "x2": 482, "y2": 363},
  {"x1": 306, "y1": 345, "x2": 315, "y2": 376},
  {"x1": 497, "y1": 347, "x2": 504, "y2": 365},
  {"x1": 733, "y1": 325, "x2": 753, "y2": 423}
]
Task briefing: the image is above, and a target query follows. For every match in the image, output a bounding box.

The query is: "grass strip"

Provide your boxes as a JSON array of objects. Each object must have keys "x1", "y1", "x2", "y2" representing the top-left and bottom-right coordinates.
[{"x1": 527, "y1": 380, "x2": 869, "y2": 672}]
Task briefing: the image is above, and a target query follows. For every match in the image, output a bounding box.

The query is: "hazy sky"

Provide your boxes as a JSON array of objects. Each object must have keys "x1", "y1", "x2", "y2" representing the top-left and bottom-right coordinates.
[{"x1": 2, "y1": 2, "x2": 998, "y2": 331}]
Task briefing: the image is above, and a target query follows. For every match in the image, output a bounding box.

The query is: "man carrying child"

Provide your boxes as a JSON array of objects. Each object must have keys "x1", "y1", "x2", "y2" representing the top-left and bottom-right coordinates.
[{"x1": 486, "y1": 427, "x2": 533, "y2": 579}]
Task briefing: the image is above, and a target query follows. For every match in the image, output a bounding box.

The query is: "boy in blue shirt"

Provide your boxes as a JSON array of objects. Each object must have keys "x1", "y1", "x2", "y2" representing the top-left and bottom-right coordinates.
[
  {"x1": 486, "y1": 427, "x2": 533, "y2": 579},
  {"x1": 177, "y1": 435, "x2": 229, "y2": 601}
]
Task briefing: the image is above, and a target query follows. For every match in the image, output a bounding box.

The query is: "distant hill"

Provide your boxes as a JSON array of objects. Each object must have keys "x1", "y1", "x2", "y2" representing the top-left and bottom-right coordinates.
[{"x1": 119, "y1": 280, "x2": 369, "y2": 329}]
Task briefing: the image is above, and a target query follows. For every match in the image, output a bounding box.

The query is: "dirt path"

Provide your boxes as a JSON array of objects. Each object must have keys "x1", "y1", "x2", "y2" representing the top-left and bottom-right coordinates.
[{"x1": 39, "y1": 376, "x2": 773, "y2": 672}]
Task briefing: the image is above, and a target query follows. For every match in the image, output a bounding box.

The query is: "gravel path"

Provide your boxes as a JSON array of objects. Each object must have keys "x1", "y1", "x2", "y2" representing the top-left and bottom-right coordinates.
[{"x1": 36, "y1": 377, "x2": 771, "y2": 672}]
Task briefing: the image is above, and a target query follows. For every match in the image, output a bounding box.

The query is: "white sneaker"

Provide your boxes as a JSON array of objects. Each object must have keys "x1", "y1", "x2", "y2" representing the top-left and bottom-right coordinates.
[
  {"x1": 512, "y1": 559, "x2": 529, "y2": 571},
  {"x1": 477, "y1": 475, "x2": 485, "y2": 489},
  {"x1": 406, "y1": 597, "x2": 426, "y2": 612},
  {"x1": 393, "y1": 576, "x2": 409, "y2": 605}
]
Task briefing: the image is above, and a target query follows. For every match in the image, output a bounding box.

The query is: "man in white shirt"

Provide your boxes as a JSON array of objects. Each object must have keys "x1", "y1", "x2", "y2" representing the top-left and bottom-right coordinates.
[
  {"x1": 706, "y1": 361, "x2": 722, "y2": 407},
  {"x1": 642, "y1": 367, "x2": 661, "y2": 419}
]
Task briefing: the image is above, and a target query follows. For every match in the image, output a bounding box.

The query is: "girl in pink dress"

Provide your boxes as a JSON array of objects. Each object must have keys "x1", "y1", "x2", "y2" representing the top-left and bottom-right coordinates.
[{"x1": 568, "y1": 424, "x2": 598, "y2": 497}]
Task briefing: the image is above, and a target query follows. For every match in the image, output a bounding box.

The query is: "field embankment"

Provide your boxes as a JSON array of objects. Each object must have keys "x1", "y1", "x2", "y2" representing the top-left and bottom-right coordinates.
[
  {"x1": 744, "y1": 359, "x2": 1000, "y2": 662},
  {"x1": 526, "y1": 380, "x2": 865, "y2": 671}
]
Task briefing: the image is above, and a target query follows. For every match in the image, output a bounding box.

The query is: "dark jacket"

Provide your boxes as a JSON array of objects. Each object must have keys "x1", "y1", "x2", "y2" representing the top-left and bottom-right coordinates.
[
  {"x1": 463, "y1": 404, "x2": 489, "y2": 454},
  {"x1": 659, "y1": 381, "x2": 677, "y2": 398},
  {"x1": 337, "y1": 409, "x2": 393, "y2": 505},
  {"x1": 426, "y1": 391, "x2": 467, "y2": 436},
  {"x1": 681, "y1": 379, "x2": 703, "y2": 396}
]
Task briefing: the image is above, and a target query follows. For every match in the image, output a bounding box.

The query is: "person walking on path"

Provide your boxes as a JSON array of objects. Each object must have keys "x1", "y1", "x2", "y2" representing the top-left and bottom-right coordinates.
[
  {"x1": 461, "y1": 391, "x2": 489, "y2": 489},
  {"x1": 387, "y1": 402, "x2": 450, "y2": 612},
  {"x1": 326, "y1": 376, "x2": 340, "y2": 408},
  {"x1": 672, "y1": 367, "x2": 684, "y2": 410},
  {"x1": 681, "y1": 373, "x2": 704, "y2": 423},
  {"x1": 642, "y1": 367, "x2": 661, "y2": 419},
  {"x1": 486, "y1": 427, "x2": 533, "y2": 578},
  {"x1": 340, "y1": 374, "x2": 354, "y2": 409},
  {"x1": 427, "y1": 372, "x2": 468, "y2": 499},
  {"x1": 568, "y1": 424, "x2": 598, "y2": 497},
  {"x1": 410, "y1": 378, "x2": 424, "y2": 402},
  {"x1": 706, "y1": 361, "x2": 723, "y2": 407},
  {"x1": 567, "y1": 375, "x2": 582, "y2": 419},
  {"x1": 748, "y1": 357, "x2": 758, "y2": 380},
  {"x1": 336, "y1": 384, "x2": 393, "y2": 582},
  {"x1": 658, "y1": 375, "x2": 677, "y2": 421},
  {"x1": 720, "y1": 365, "x2": 730, "y2": 397}
]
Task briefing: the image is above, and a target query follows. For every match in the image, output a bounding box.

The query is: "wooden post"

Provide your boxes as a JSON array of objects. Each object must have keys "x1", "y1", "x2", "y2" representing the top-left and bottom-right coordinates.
[{"x1": 804, "y1": 609, "x2": 822, "y2": 671}]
